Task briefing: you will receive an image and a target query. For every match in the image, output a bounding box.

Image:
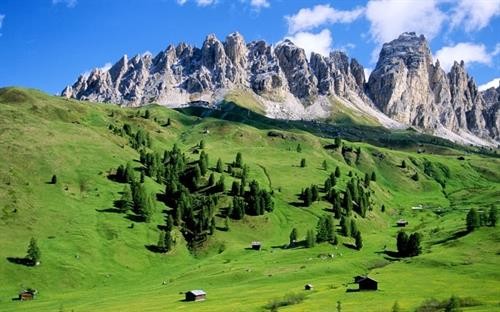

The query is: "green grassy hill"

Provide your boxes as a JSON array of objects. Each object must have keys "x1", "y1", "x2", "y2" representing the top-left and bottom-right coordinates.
[{"x1": 0, "y1": 87, "x2": 499, "y2": 312}]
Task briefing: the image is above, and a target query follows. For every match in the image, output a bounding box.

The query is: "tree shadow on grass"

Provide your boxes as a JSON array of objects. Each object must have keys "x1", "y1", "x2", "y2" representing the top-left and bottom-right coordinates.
[
  {"x1": 145, "y1": 244, "x2": 167, "y2": 253},
  {"x1": 6, "y1": 257, "x2": 33, "y2": 266},
  {"x1": 432, "y1": 229, "x2": 469, "y2": 245},
  {"x1": 96, "y1": 207, "x2": 122, "y2": 214},
  {"x1": 125, "y1": 214, "x2": 146, "y2": 222},
  {"x1": 346, "y1": 288, "x2": 360, "y2": 293}
]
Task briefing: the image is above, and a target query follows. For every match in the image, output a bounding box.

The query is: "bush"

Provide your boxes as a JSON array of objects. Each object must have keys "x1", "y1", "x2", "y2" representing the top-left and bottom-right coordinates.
[{"x1": 264, "y1": 292, "x2": 306, "y2": 311}]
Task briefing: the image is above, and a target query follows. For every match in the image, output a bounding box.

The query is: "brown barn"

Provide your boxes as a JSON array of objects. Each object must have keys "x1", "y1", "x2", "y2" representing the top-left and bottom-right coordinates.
[
  {"x1": 354, "y1": 276, "x2": 378, "y2": 290},
  {"x1": 19, "y1": 289, "x2": 37, "y2": 301},
  {"x1": 397, "y1": 219, "x2": 409, "y2": 227},
  {"x1": 251, "y1": 241, "x2": 261, "y2": 250},
  {"x1": 304, "y1": 284, "x2": 313, "y2": 290},
  {"x1": 185, "y1": 290, "x2": 206, "y2": 302}
]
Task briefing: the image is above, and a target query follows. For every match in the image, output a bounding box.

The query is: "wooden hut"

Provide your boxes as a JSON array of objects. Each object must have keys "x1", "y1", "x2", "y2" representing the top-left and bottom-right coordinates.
[
  {"x1": 304, "y1": 284, "x2": 313, "y2": 290},
  {"x1": 354, "y1": 276, "x2": 378, "y2": 291},
  {"x1": 18, "y1": 289, "x2": 37, "y2": 301},
  {"x1": 185, "y1": 290, "x2": 206, "y2": 302},
  {"x1": 251, "y1": 241, "x2": 261, "y2": 250},
  {"x1": 396, "y1": 219, "x2": 409, "y2": 227}
]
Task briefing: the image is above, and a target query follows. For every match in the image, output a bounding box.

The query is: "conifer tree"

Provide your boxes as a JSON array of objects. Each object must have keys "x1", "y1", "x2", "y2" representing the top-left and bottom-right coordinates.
[
  {"x1": 289, "y1": 228, "x2": 298, "y2": 247},
  {"x1": 296, "y1": 144, "x2": 302, "y2": 153},
  {"x1": 401, "y1": 160, "x2": 406, "y2": 168},
  {"x1": 208, "y1": 173, "x2": 215, "y2": 186},
  {"x1": 304, "y1": 187, "x2": 313, "y2": 206},
  {"x1": 119, "y1": 184, "x2": 133, "y2": 211},
  {"x1": 157, "y1": 230, "x2": 166, "y2": 252},
  {"x1": 322, "y1": 160, "x2": 328, "y2": 171},
  {"x1": 371, "y1": 171, "x2": 377, "y2": 182},
  {"x1": 216, "y1": 158, "x2": 223, "y2": 173},
  {"x1": 26, "y1": 237, "x2": 41, "y2": 265},
  {"x1": 311, "y1": 185, "x2": 319, "y2": 201},
  {"x1": 235, "y1": 152, "x2": 243, "y2": 168},
  {"x1": 335, "y1": 166, "x2": 341, "y2": 178},
  {"x1": 51, "y1": 174, "x2": 57, "y2": 184},
  {"x1": 466, "y1": 208, "x2": 480, "y2": 232},
  {"x1": 354, "y1": 231, "x2": 363, "y2": 250},
  {"x1": 305, "y1": 229, "x2": 316, "y2": 248},
  {"x1": 488, "y1": 206, "x2": 497, "y2": 227},
  {"x1": 300, "y1": 158, "x2": 306, "y2": 167}
]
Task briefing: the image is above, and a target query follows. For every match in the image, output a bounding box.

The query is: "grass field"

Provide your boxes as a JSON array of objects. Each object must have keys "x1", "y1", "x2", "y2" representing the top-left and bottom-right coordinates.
[{"x1": 0, "y1": 87, "x2": 499, "y2": 312}]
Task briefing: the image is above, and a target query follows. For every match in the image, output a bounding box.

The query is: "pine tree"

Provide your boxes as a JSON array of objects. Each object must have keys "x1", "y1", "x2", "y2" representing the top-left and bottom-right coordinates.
[
  {"x1": 119, "y1": 184, "x2": 133, "y2": 211},
  {"x1": 350, "y1": 219, "x2": 359, "y2": 238},
  {"x1": 325, "y1": 215, "x2": 336, "y2": 242},
  {"x1": 311, "y1": 185, "x2": 319, "y2": 201},
  {"x1": 371, "y1": 171, "x2": 377, "y2": 182},
  {"x1": 300, "y1": 158, "x2": 306, "y2": 167},
  {"x1": 296, "y1": 144, "x2": 302, "y2": 153},
  {"x1": 216, "y1": 158, "x2": 223, "y2": 173},
  {"x1": 157, "y1": 231, "x2": 166, "y2": 252},
  {"x1": 231, "y1": 181, "x2": 240, "y2": 196},
  {"x1": 208, "y1": 173, "x2": 215, "y2": 186},
  {"x1": 144, "y1": 109, "x2": 151, "y2": 119},
  {"x1": 26, "y1": 237, "x2": 41, "y2": 265},
  {"x1": 364, "y1": 173, "x2": 370, "y2": 187},
  {"x1": 304, "y1": 187, "x2": 313, "y2": 207},
  {"x1": 407, "y1": 232, "x2": 422, "y2": 257},
  {"x1": 289, "y1": 228, "x2": 298, "y2": 247},
  {"x1": 344, "y1": 188, "x2": 353, "y2": 215},
  {"x1": 354, "y1": 231, "x2": 363, "y2": 250},
  {"x1": 397, "y1": 231, "x2": 409, "y2": 256},
  {"x1": 322, "y1": 160, "x2": 328, "y2": 171},
  {"x1": 335, "y1": 166, "x2": 341, "y2": 178},
  {"x1": 316, "y1": 216, "x2": 328, "y2": 243},
  {"x1": 334, "y1": 137, "x2": 342, "y2": 149},
  {"x1": 199, "y1": 139, "x2": 205, "y2": 149},
  {"x1": 51, "y1": 174, "x2": 57, "y2": 184},
  {"x1": 488, "y1": 206, "x2": 497, "y2": 226},
  {"x1": 125, "y1": 162, "x2": 136, "y2": 183},
  {"x1": 340, "y1": 216, "x2": 350, "y2": 237},
  {"x1": 381, "y1": 204, "x2": 386, "y2": 212},
  {"x1": 166, "y1": 215, "x2": 174, "y2": 231},
  {"x1": 164, "y1": 231, "x2": 173, "y2": 251},
  {"x1": 305, "y1": 229, "x2": 316, "y2": 248},
  {"x1": 392, "y1": 301, "x2": 401, "y2": 312},
  {"x1": 235, "y1": 152, "x2": 243, "y2": 168},
  {"x1": 401, "y1": 160, "x2": 406, "y2": 168},
  {"x1": 466, "y1": 208, "x2": 480, "y2": 232},
  {"x1": 412, "y1": 172, "x2": 419, "y2": 181}
]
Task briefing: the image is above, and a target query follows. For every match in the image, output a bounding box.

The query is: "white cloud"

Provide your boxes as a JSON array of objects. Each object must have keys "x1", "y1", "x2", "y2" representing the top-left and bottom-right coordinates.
[
  {"x1": 478, "y1": 78, "x2": 500, "y2": 91},
  {"x1": 365, "y1": 0, "x2": 446, "y2": 44},
  {"x1": 52, "y1": 0, "x2": 77, "y2": 8},
  {"x1": 286, "y1": 4, "x2": 364, "y2": 34},
  {"x1": 450, "y1": 0, "x2": 500, "y2": 32},
  {"x1": 364, "y1": 68, "x2": 373, "y2": 80},
  {"x1": 250, "y1": 0, "x2": 270, "y2": 10},
  {"x1": 196, "y1": 0, "x2": 215, "y2": 6},
  {"x1": 177, "y1": 0, "x2": 187, "y2": 5},
  {"x1": 101, "y1": 62, "x2": 112, "y2": 71},
  {"x1": 0, "y1": 14, "x2": 4, "y2": 29},
  {"x1": 285, "y1": 29, "x2": 332, "y2": 58},
  {"x1": 434, "y1": 43, "x2": 493, "y2": 71}
]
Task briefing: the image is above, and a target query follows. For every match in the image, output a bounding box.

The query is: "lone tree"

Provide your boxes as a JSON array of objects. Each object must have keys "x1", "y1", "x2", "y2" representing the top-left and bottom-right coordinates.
[
  {"x1": 296, "y1": 144, "x2": 302, "y2": 153},
  {"x1": 216, "y1": 158, "x2": 223, "y2": 173},
  {"x1": 335, "y1": 166, "x2": 341, "y2": 178},
  {"x1": 300, "y1": 158, "x2": 307, "y2": 167},
  {"x1": 51, "y1": 175, "x2": 57, "y2": 184},
  {"x1": 26, "y1": 237, "x2": 41, "y2": 265},
  {"x1": 354, "y1": 231, "x2": 363, "y2": 250},
  {"x1": 289, "y1": 228, "x2": 298, "y2": 247},
  {"x1": 466, "y1": 208, "x2": 480, "y2": 232},
  {"x1": 322, "y1": 160, "x2": 328, "y2": 171}
]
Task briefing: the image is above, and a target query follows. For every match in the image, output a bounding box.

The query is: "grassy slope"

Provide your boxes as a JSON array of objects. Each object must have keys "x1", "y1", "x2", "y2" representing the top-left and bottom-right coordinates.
[{"x1": 0, "y1": 88, "x2": 499, "y2": 312}]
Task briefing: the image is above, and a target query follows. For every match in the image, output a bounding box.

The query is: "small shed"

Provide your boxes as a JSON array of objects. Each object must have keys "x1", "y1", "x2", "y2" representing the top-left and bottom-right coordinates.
[
  {"x1": 396, "y1": 219, "x2": 409, "y2": 227},
  {"x1": 304, "y1": 284, "x2": 313, "y2": 290},
  {"x1": 251, "y1": 241, "x2": 261, "y2": 250},
  {"x1": 354, "y1": 276, "x2": 378, "y2": 291},
  {"x1": 185, "y1": 290, "x2": 206, "y2": 302},
  {"x1": 19, "y1": 289, "x2": 37, "y2": 301}
]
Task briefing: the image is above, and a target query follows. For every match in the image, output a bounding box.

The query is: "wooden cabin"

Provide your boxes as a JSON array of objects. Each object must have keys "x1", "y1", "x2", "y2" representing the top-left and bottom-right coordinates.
[
  {"x1": 185, "y1": 290, "x2": 206, "y2": 302},
  {"x1": 19, "y1": 289, "x2": 37, "y2": 301},
  {"x1": 251, "y1": 241, "x2": 261, "y2": 250},
  {"x1": 396, "y1": 219, "x2": 409, "y2": 227},
  {"x1": 354, "y1": 276, "x2": 378, "y2": 291},
  {"x1": 304, "y1": 284, "x2": 313, "y2": 290}
]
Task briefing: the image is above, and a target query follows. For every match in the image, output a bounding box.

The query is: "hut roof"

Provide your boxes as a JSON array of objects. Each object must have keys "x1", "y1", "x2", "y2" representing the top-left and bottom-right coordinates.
[{"x1": 187, "y1": 290, "x2": 206, "y2": 296}]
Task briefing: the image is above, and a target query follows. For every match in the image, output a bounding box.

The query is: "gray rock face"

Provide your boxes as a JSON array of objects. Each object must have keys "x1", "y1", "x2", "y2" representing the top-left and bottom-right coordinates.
[
  {"x1": 62, "y1": 31, "x2": 498, "y2": 145},
  {"x1": 481, "y1": 82, "x2": 500, "y2": 141},
  {"x1": 367, "y1": 32, "x2": 498, "y2": 142}
]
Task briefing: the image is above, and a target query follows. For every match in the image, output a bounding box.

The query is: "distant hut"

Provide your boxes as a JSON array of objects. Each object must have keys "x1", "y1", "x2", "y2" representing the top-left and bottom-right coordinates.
[
  {"x1": 354, "y1": 276, "x2": 378, "y2": 291},
  {"x1": 396, "y1": 219, "x2": 409, "y2": 227},
  {"x1": 18, "y1": 289, "x2": 37, "y2": 301},
  {"x1": 304, "y1": 284, "x2": 313, "y2": 290},
  {"x1": 185, "y1": 290, "x2": 206, "y2": 302},
  {"x1": 251, "y1": 241, "x2": 261, "y2": 250}
]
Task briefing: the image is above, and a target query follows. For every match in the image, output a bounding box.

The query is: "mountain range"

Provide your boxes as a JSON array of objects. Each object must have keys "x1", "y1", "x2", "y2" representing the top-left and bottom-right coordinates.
[{"x1": 61, "y1": 32, "x2": 500, "y2": 146}]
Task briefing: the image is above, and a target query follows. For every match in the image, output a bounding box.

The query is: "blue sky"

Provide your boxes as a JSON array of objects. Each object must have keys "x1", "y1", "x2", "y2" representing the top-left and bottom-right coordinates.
[{"x1": 0, "y1": 0, "x2": 499, "y2": 94}]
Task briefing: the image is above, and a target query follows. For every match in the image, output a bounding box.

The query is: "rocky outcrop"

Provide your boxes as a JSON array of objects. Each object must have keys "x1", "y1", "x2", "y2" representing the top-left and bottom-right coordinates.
[
  {"x1": 481, "y1": 82, "x2": 500, "y2": 141},
  {"x1": 367, "y1": 32, "x2": 497, "y2": 142},
  {"x1": 62, "y1": 31, "x2": 499, "y2": 145}
]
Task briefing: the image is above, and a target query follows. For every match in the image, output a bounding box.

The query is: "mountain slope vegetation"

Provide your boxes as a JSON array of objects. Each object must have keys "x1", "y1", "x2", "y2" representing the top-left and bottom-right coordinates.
[{"x1": 0, "y1": 87, "x2": 499, "y2": 312}]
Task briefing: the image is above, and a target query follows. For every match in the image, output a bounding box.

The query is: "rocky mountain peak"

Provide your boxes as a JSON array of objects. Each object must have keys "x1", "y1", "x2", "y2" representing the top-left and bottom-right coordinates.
[{"x1": 61, "y1": 31, "x2": 499, "y2": 146}]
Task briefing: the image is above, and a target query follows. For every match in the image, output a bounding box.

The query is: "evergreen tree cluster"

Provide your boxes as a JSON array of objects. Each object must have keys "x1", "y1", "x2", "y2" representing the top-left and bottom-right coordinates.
[
  {"x1": 396, "y1": 231, "x2": 422, "y2": 257},
  {"x1": 466, "y1": 207, "x2": 497, "y2": 231},
  {"x1": 316, "y1": 215, "x2": 336, "y2": 244},
  {"x1": 300, "y1": 185, "x2": 319, "y2": 206},
  {"x1": 229, "y1": 180, "x2": 274, "y2": 219}
]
